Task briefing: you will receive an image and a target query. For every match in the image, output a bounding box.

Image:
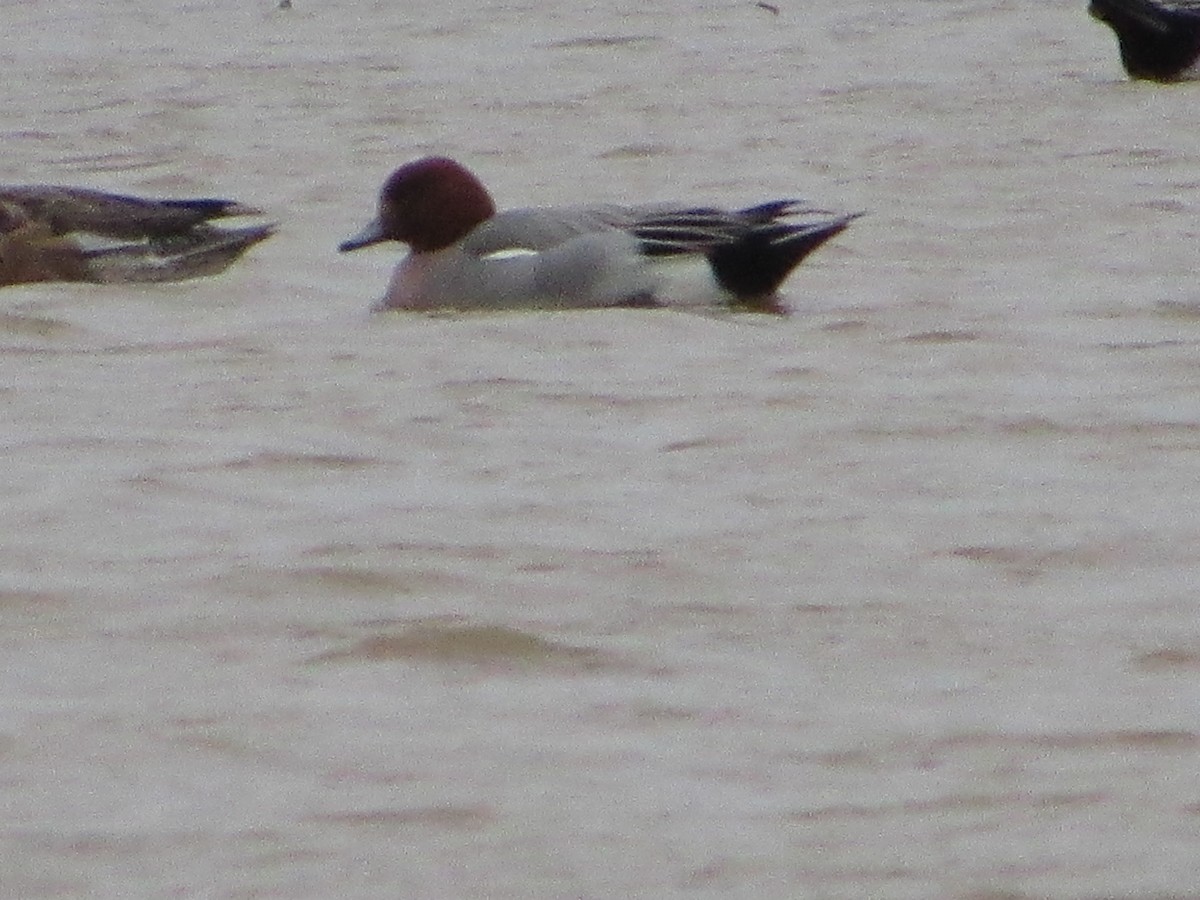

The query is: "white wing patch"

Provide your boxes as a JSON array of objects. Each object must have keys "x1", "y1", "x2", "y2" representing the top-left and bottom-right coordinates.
[{"x1": 480, "y1": 247, "x2": 540, "y2": 261}]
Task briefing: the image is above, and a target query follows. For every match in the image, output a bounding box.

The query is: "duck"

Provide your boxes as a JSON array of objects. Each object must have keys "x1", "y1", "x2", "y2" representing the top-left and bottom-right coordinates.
[
  {"x1": 1089, "y1": 0, "x2": 1200, "y2": 81},
  {"x1": 338, "y1": 156, "x2": 858, "y2": 313},
  {"x1": 0, "y1": 185, "x2": 275, "y2": 287}
]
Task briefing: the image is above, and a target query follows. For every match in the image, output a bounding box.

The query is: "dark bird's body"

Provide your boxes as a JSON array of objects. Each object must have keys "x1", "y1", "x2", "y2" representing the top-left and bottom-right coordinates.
[{"x1": 1089, "y1": 0, "x2": 1200, "y2": 81}]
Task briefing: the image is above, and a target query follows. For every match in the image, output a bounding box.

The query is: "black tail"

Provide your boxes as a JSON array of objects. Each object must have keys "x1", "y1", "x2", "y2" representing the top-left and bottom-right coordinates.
[{"x1": 707, "y1": 213, "x2": 860, "y2": 301}]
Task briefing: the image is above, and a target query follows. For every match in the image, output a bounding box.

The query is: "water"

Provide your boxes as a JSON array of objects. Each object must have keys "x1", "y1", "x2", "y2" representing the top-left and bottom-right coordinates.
[{"x1": 2, "y1": 0, "x2": 1200, "y2": 897}]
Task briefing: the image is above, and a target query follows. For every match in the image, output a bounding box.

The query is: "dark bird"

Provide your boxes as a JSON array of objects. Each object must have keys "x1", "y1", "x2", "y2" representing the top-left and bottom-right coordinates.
[
  {"x1": 0, "y1": 186, "x2": 275, "y2": 287},
  {"x1": 1089, "y1": 0, "x2": 1200, "y2": 81}
]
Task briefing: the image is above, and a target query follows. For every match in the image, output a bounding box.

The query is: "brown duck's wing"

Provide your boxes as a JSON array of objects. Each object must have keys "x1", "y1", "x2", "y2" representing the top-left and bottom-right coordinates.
[
  {"x1": 0, "y1": 186, "x2": 263, "y2": 241},
  {"x1": 81, "y1": 222, "x2": 276, "y2": 283}
]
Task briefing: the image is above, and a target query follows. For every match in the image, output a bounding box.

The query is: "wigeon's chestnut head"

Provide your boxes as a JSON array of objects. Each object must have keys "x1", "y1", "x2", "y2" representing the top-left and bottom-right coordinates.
[
  {"x1": 338, "y1": 157, "x2": 497, "y2": 254},
  {"x1": 339, "y1": 155, "x2": 859, "y2": 313}
]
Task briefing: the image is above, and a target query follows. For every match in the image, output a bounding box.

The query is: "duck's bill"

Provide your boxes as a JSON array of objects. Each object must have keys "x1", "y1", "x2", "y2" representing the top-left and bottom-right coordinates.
[{"x1": 338, "y1": 218, "x2": 386, "y2": 252}]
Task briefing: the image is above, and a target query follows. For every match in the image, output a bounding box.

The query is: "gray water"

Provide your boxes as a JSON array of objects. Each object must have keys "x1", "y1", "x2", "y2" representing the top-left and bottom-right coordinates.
[{"x1": 3, "y1": 1, "x2": 1200, "y2": 897}]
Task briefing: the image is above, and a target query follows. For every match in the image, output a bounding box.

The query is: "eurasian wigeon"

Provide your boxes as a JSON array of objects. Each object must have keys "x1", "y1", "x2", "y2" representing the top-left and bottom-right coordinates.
[
  {"x1": 1089, "y1": 0, "x2": 1200, "y2": 81},
  {"x1": 338, "y1": 156, "x2": 859, "y2": 313},
  {"x1": 0, "y1": 186, "x2": 275, "y2": 287}
]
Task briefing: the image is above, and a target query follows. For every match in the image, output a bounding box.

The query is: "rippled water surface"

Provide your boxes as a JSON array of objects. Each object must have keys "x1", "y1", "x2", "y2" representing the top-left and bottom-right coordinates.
[{"x1": 3, "y1": 1, "x2": 1200, "y2": 897}]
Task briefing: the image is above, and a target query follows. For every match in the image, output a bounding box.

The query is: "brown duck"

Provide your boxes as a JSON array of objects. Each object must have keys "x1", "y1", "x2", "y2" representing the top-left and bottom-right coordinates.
[{"x1": 0, "y1": 186, "x2": 275, "y2": 286}]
